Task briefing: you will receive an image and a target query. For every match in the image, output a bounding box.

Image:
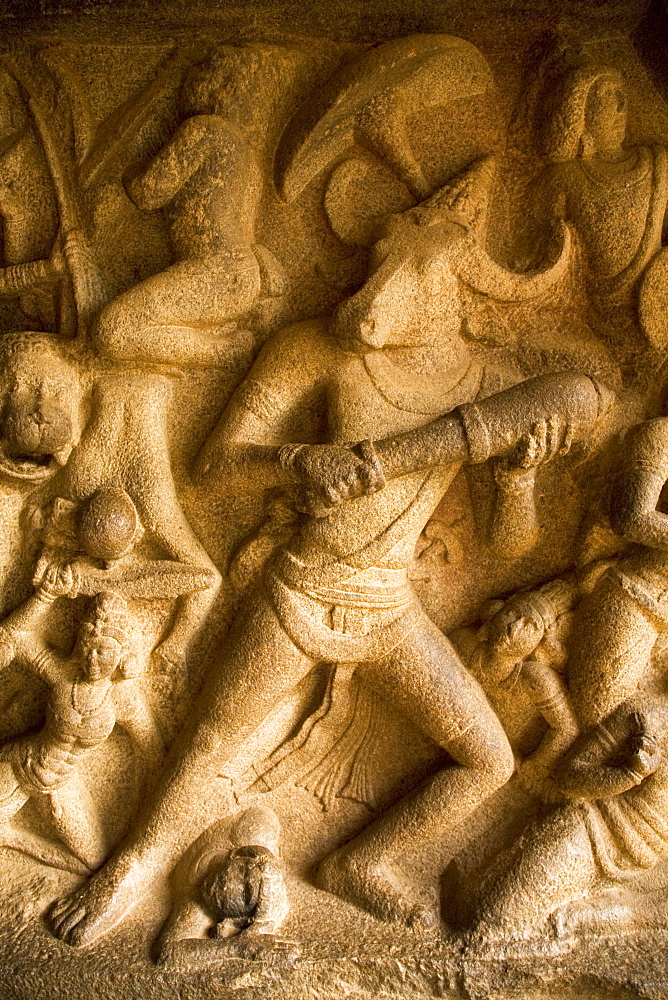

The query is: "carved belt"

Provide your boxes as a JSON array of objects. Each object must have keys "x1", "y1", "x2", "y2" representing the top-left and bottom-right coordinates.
[{"x1": 265, "y1": 571, "x2": 422, "y2": 663}]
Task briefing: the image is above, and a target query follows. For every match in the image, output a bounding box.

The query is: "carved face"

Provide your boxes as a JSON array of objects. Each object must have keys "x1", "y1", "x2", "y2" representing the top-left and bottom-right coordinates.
[
  {"x1": 79, "y1": 634, "x2": 123, "y2": 681},
  {"x1": 3, "y1": 390, "x2": 73, "y2": 460},
  {"x1": 332, "y1": 298, "x2": 388, "y2": 353},
  {"x1": 0, "y1": 342, "x2": 82, "y2": 479},
  {"x1": 584, "y1": 76, "x2": 627, "y2": 152},
  {"x1": 487, "y1": 603, "x2": 545, "y2": 658},
  {"x1": 332, "y1": 256, "x2": 460, "y2": 354}
]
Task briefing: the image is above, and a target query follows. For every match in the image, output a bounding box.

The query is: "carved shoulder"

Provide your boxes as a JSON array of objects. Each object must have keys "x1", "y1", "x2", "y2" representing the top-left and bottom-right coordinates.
[
  {"x1": 624, "y1": 417, "x2": 668, "y2": 467},
  {"x1": 127, "y1": 114, "x2": 240, "y2": 211}
]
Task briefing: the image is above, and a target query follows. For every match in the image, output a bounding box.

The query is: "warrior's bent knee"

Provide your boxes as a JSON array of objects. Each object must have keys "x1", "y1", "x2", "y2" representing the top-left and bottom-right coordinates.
[
  {"x1": 93, "y1": 297, "x2": 136, "y2": 363},
  {"x1": 451, "y1": 713, "x2": 514, "y2": 792}
]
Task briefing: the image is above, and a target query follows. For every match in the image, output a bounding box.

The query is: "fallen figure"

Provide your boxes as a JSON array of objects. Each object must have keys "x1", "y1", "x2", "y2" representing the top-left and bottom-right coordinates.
[{"x1": 157, "y1": 805, "x2": 300, "y2": 970}]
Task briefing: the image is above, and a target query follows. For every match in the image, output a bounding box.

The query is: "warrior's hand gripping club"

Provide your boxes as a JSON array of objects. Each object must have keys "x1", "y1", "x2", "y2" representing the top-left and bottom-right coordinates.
[{"x1": 368, "y1": 372, "x2": 612, "y2": 480}]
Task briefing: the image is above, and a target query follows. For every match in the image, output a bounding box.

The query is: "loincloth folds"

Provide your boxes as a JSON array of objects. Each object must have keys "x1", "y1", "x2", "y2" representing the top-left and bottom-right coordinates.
[
  {"x1": 581, "y1": 792, "x2": 668, "y2": 882},
  {"x1": 265, "y1": 551, "x2": 423, "y2": 664},
  {"x1": 243, "y1": 558, "x2": 426, "y2": 810}
]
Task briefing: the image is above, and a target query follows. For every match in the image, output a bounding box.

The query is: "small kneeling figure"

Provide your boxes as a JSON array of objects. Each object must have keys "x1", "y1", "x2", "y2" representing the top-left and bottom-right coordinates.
[{"x1": 158, "y1": 805, "x2": 299, "y2": 968}]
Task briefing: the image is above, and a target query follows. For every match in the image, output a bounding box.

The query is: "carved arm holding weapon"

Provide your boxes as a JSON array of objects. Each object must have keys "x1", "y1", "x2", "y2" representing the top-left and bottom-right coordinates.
[{"x1": 271, "y1": 372, "x2": 611, "y2": 516}]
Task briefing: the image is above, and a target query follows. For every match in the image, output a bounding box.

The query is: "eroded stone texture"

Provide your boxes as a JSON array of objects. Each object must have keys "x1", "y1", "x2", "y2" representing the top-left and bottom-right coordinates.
[{"x1": 0, "y1": 2, "x2": 667, "y2": 998}]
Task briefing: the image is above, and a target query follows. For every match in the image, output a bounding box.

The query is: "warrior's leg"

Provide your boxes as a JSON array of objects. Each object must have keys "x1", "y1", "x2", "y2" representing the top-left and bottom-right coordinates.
[
  {"x1": 38, "y1": 778, "x2": 108, "y2": 871},
  {"x1": 568, "y1": 570, "x2": 658, "y2": 727},
  {"x1": 317, "y1": 617, "x2": 513, "y2": 925},
  {"x1": 467, "y1": 804, "x2": 598, "y2": 947},
  {"x1": 121, "y1": 387, "x2": 224, "y2": 672},
  {"x1": 0, "y1": 762, "x2": 88, "y2": 873},
  {"x1": 92, "y1": 257, "x2": 261, "y2": 367},
  {"x1": 48, "y1": 590, "x2": 313, "y2": 947}
]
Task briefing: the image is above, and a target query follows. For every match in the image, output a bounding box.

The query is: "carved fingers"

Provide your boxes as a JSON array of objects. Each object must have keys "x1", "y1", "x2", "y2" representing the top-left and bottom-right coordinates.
[
  {"x1": 625, "y1": 718, "x2": 662, "y2": 780},
  {"x1": 513, "y1": 417, "x2": 575, "y2": 471},
  {"x1": 280, "y1": 441, "x2": 386, "y2": 515},
  {"x1": 35, "y1": 561, "x2": 80, "y2": 601},
  {"x1": 356, "y1": 439, "x2": 386, "y2": 492}
]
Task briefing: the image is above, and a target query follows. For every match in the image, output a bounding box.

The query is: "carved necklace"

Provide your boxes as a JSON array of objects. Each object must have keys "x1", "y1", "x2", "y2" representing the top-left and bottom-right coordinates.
[
  {"x1": 363, "y1": 350, "x2": 483, "y2": 415},
  {"x1": 578, "y1": 147, "x2": 649, "y2": 191},
  {"x1": 71, "y1": 678, "x2": 112, "y2": 718}
]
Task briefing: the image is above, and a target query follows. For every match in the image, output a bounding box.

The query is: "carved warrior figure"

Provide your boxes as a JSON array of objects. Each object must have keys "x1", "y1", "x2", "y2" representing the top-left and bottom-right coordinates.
[
  {"x1": 466, "y1": 697, "x2": 668, "y2": 949},
  {"x1": 47, "y1": 207, "x2": 609, "y2": 944},
  {"x1": 452, "y1": 577, "x2": 581, "y2": 802},
  {"x1": 0, "y1": 49, "x2": 110, "y2": 341},
  {"x1": 76, "y1": 46, "x2": 290, "y2": 668},
  {"x1": 0, "y1": 331, "x2": 220, "y2": 671},
  {"x1": 159, "y1": 806, "x2": 296, "y2": 969},
  {"x1": 537, "y1": 63, "x2": 668, "y2": 356},
  {"x1": 0, "y1": 573, "x2": 162, "y2": 872},
  {"x1": 568, "y1": 414, "x2": 668, "y2": 728},
  {"x1": 94, "y1": 45, "x2": 283, "y2": 369}
]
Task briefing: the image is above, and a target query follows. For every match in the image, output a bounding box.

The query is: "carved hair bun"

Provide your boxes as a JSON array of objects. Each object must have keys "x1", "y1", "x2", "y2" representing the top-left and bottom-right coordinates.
[{"x1": 77, "y1": 486, "x2": 140, "y2": 561}]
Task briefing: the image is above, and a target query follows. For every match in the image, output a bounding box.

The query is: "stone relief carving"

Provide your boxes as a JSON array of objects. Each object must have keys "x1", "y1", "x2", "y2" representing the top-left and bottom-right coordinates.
[
  {"x1": 158, "y1": 805, "x2": 298, "y2": 969},
  {"x1": 0, "y1": 14, "x2": 667, "y2": 1000}
]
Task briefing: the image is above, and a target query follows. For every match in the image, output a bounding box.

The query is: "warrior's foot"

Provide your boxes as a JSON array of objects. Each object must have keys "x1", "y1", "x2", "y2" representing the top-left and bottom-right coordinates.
[
  {"x1": 48, "y1": 860, "x2": 142, "y2": 947},
  {"x1": 316, "y1": 848, "x2": 437, "y2": 930},
  {"x1": 219, "y1": 932, "x2": 302, "y2": 962},
  {"x1": 551, "y1": 898, "x2": 632, "y2": 940}
]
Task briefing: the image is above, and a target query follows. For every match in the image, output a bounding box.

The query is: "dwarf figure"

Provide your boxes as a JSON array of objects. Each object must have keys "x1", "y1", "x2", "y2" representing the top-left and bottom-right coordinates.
[
  {"x1": 158, "y1": 806, "x2": 298, "y2": 969},
  {"x1": 25, "y1": 484, "x2": 217, "y2": 612}
]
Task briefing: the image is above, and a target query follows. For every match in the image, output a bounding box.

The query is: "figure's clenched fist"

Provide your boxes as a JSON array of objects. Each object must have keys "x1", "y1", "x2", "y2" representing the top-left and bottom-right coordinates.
[
  {"x1": 280, "y1": 440, "x2": 386, "y2": 515},
  {"x1": 35, "y1": 561, "x2": 79, "y2": 601}
]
